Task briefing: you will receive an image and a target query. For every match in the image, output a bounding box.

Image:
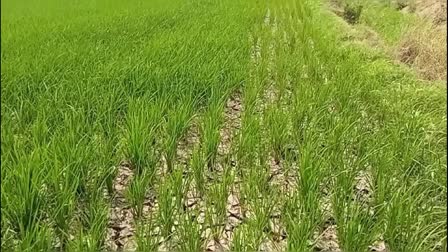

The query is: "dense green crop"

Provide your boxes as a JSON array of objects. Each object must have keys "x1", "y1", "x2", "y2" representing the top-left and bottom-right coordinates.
[{"x1": 2, "y1": 0, "x2": 446, "y2": 251}]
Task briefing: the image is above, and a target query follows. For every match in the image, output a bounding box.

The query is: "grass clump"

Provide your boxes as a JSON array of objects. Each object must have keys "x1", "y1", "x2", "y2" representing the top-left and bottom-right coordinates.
[
  {"x1": 344, "y1": 2, "x2": 364, "y2": 24},
  {"x1": 397, "y1": 23, "x2": 447, "y2": 81}
]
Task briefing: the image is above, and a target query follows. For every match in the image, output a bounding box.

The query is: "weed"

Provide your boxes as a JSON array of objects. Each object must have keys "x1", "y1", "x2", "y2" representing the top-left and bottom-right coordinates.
[{"x1": 344, "y1": 3, "x2": 363, "y2": 24}]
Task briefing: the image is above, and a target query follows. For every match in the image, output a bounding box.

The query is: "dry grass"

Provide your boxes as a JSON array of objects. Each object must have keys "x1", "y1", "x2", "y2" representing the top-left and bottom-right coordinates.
[
  {"x1": 413, "y1": 0, "x2": 447, "y2": 25},
  {"x1": 396, "y1": 23, "x2": 447, "y2": 81}
]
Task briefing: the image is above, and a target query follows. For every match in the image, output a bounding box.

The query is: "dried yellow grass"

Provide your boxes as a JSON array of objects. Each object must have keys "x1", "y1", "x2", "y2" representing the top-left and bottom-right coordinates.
[{"x1": 396, "y1": 23, "x2": 447, "y2": 81}]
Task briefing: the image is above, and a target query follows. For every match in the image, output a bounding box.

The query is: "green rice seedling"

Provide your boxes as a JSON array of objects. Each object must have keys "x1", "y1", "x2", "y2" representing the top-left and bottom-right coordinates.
[
  {"x1": 95, "y1": 128, "x2": 120, "y2": 196},
  {"x1": 76, "y1": 148, "x2": 115, "y2": 251},
  {"x1": 126, "y1": 170, "x2": 153, "y2": 219},
  {"x1": 177, "y1": 210, "x2": 203, "y2": 252},
  {"x1": 205, "y1": 166, "x2": 233, "y2": 240},
  {"x1": 264, "y1": 104, "x2": 290, "y2": 163},
  {"x1": 204, "y1": 188, "x2": 223, "y2": 241},
  {"x1": 330, "y1": 146, "x2": 377, "y2": 251},
  {"x1": 70, "y1": 195, "x2": 108, "y2": 252},
  {"x1": 44, "y1": 112, "x2": 98, "y2": 249},
  {"x1": 191, "y1": 147, "x2": 206, "y2": 197},
  {"x1": 164, "y1": 98, "x2": 194, "y2": 173},
  {"x1": 57, "y1": 110, "x2": 93, "y2": 198},
  {"x1": 383, "y1": 182, "x2": 443, "y2": 252},
  {"x1": 125, "y1": 97, "x2": 162, "y2": 176},
  {"x1": 135, "y1": 216, "x2": 158, "y2": 252},
  {"x1": 103, "y1": 164, "x2": 118, "y2": 197},
  {"x1": 16, "y1": 223, "x2": 52, "y2": 252},
  {"x1": 242, "y1": 72, "x2": 261, "y2": 118},
  {"x1": 171, "y1": 167, "x2": 185, "y2": 213},
  {"x1": 241, "y1": 154, "x2": 271, "y2": 201},
  {"x1": 368, "y1": 142, "x2": 394, "y2": 219},
  {"x1": 329, "y1": 117, "x2": 381, "y2": 251},
  {"x1": 29, "y1": 113, "x2": 50, "y2": 149},
  {"x1": 295, "y1": 143, "x2": 324, "y2": 202},
  {"x1": 68, "y1": 230, "x2": 88, "y2": 252},
  {"x1": 157, "y1": 175, "x2": 176, "y2": 243},
  {"x1": 83, "y1": 199, "x2": 109, "y2": 251},
  {"x1": 246, "y1": 211, "x2": 268, "y2": 250},
  {"x1": 250, "y1": 184, "x2": 276, "y2": 249},
  {"x1": 231, "y1": 224, "x2": 258, "y2": 252},
  {"x1": 1, "y1": 149, "x2": 51, "y2": 251},
  {"x1": 48, "y1": 168, "x2": 78, "y2": 250},
  {"x1": 288, "y1": 140, "x2": 324, "y2": 249},
  {"x1": 425, "y1": 205, "x2": 447, "y2": 251},
  {"x1": 237, "y1": 84, "x2": 264, "y2": 180},
  {"x1": 283, "y1": 194, "x2": 315, "y2": 251},
  {"x1": 334, "y1": 201, "x2": 377, "y2": 252},
  {"x1": 239, "y1": 161, "x2": 271, "y2": 224},
  {"x1": 201, "y1": 100, "x2": 224, "y2": 171},
  {"x1": 383, "y1": 185, "x2": 420, "y2": 251},
  {"x1": 237, "y1": 111, "x2": 262, "y2": 170}
]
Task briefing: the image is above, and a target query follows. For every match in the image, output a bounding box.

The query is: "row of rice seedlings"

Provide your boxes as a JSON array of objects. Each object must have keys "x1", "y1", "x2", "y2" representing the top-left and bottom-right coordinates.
[
  {"x1": 123, "y1": 1, "x2": 255, "y2": 247},
  {"x1": 268, "y1": 4, "x2": 325, "y2": 250},
  {"x1": 234, "y1": 28, "x2": 275, "y2": 251},
  {"x1": 135, "y1": 214, "x2": 158, "y2": 251},
  {"x1": 125, "y1": 169, "x2": 153, "y2": 220},
  {"x1": 205, "y1": 166, "x2": 233, "y2": 243},
  {"x1": 249, "y1": 27, "x2": 282, "y2": 245},
  {"x1": 70, "y1": 194, "x2": 109, "y2": 251},
  {"x1": 367, "y1": 111, "x2": 447, "y2": 251},
  {"x1": 268, "y1": 1, "x2": 444, "y2": 251},
  {"x1": 130, "y1": 165, "x2": 185, "y2": 250},
  {"x1": 155, "y1": 168, "x2": 185, "y2": 249},
  {"x1": 164, "y1": 97, "x2": 195, "y2": 173},
  {"x1": 191, "y1": 146, "x2": 207, "y2": 198},
  {"x1": 2, "y1": 148, "x2": 51, "y2": 251},
  {"x1": 286, "y1": 120, "x2": 326, "y2": 251},
  {"x1": 1, "y1": 105, "x2": 114, "y2": 250},
  {"x1": 125, "y1": 97, "x2": 164, "y2": 176},
  {"x1": 177, "y1": 209, "x2": 203, "y2": 252},
  {"x1": 327, "y1": 120, "x2": 377, "y2": 251},
  {"x1": 201, "y1": 96, "x2": 225, "y2": 172},
  {"x1": 317, "y1": 0, "x2": 445, "y2": 250}
]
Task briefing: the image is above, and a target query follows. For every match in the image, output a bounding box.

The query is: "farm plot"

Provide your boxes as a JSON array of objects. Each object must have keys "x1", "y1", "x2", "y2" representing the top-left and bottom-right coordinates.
[{"x1": 1, "y1": 0, "x2": 446, "y2": 251}]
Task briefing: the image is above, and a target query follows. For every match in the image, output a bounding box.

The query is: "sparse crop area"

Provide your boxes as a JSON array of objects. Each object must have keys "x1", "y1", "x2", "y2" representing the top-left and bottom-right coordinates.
[{"x1": 1, "y1": 0, "x2": 446, "y2": 251}]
